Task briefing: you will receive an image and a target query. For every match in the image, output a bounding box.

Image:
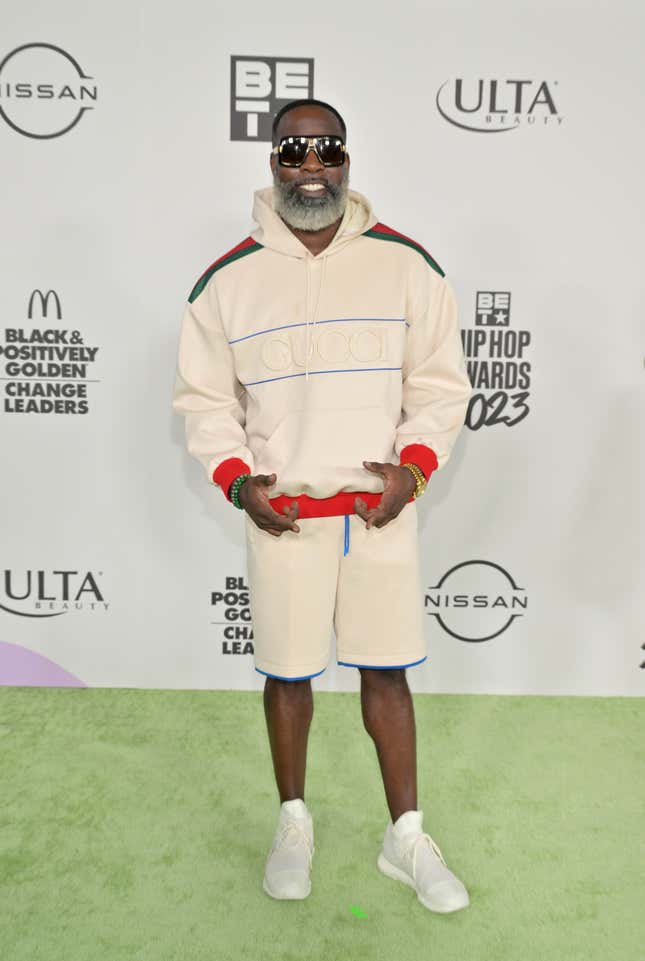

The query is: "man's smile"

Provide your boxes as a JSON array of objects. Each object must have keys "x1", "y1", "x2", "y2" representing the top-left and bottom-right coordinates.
[{"x1": 295, "y1": 181, "x2": 328, "y2": 195}]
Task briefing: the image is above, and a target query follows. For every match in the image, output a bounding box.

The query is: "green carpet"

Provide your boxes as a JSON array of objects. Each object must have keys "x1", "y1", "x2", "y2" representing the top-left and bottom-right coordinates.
[{"x1": 0, "y1": 688, "x2": 642, "y2": 961}]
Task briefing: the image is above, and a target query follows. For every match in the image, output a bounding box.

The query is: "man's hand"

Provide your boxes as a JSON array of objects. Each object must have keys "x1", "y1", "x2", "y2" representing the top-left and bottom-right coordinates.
[
  {"x1": 238, "y1": 472, "x2": 300, "y2": 537},
  {"x1": 354, "y1": 460, "x2": 417, "y2": 529}
]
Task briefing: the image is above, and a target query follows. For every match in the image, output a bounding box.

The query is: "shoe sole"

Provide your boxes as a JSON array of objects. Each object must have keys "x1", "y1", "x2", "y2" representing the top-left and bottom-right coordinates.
[
  {"x1": 262, "y1": 874, "x2": 311, "y2": 900},
  {"x1": 377, "y1": 852, "x2": 469, "y2": 913}
]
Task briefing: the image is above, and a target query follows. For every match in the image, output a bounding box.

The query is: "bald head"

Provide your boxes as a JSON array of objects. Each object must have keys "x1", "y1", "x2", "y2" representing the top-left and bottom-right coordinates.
[{"x1": 272, "y1": 98, "x2": 346, "y2": 146}]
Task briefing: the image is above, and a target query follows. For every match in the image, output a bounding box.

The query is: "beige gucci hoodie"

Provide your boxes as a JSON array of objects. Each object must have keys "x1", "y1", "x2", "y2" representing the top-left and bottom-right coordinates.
[{"x1": 171, "y1": 186, "x2": 472, "y2": 519}]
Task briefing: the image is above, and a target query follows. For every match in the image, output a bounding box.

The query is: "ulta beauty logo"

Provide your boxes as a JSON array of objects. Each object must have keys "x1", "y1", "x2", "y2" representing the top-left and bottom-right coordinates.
[
  {"x1": 1, "y1": 570, "x2": 108, "y2": 616},
  {"x1": 436, "y1": 78, "x2": 562, "y2": 132}
]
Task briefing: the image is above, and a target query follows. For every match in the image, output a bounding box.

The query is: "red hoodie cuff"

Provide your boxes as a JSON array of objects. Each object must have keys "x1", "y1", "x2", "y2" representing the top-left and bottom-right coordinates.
[
  {"x1": 399, "y1": 444, "x2": 438, "y2": 482},
  {"x1": 212, "y1": 457, "x2": 252, "y2": 503}
]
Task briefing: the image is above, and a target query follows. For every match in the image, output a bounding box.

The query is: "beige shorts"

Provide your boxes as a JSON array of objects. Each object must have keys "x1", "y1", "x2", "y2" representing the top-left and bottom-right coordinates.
[{"x1": 244, "y1": 499, "x2": 428, "y2": 680}]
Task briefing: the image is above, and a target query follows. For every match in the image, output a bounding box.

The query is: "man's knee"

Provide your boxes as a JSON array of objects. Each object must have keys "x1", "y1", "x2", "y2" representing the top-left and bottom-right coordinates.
[
  {"x1": 265, "y1": 675, "x2": 312, "y2": 689},
  {"x1": 359, "y1": 667, "x2": 406, "y2": 683}
]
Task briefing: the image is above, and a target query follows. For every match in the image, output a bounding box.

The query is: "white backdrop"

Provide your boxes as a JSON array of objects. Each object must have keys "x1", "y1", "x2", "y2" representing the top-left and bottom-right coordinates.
[{"x1": 1, "y1": 1, "x2": 643, "y2": 696}]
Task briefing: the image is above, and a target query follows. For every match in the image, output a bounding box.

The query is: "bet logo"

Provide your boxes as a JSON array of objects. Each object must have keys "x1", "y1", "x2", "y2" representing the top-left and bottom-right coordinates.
[{"x1": 230, "y1": 56, "x2": 314, "y2": 142}]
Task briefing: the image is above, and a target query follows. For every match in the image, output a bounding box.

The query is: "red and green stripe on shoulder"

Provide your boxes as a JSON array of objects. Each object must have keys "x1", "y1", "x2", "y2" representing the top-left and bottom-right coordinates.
[
  {"x1": 363, "y1": 223, "x2": 445, "y2": 278},
  {"x1": 188, "y1": 236, "x2": 263, "y2": 303}
]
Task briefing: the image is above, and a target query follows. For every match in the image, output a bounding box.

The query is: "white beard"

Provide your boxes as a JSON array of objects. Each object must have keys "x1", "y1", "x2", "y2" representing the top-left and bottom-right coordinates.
[{"x1": 273, "y1": 168, "x2": 349, "y2": 231}]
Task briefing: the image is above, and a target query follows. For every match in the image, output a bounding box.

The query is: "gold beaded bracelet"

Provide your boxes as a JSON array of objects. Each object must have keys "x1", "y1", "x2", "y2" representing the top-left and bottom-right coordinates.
[{"x1": 401, "y1": 462, "x2": 427, "y2": 499}]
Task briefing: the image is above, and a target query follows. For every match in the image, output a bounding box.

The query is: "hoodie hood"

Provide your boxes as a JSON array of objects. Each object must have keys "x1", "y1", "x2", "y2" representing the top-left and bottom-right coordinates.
[
  {"x1": 250, "y1": 185, "x2": 378, "y2": 380},
  {"x1": 250, "y1": 185, "x2": 377, "y2": 259}
]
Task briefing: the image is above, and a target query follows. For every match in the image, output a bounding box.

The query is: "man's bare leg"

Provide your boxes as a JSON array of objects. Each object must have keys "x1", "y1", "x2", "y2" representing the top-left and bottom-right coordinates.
[
  {"x1": 263, "y1": 676, "x2": 314, "y2": 803},
  {"x1": 359, "y1": 667, "x2": 418, "y2": 822}
]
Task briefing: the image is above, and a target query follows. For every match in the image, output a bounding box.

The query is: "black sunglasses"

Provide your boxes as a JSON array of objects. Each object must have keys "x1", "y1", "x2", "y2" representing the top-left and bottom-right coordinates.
[{"x1": 271, "y1": 135, "x2": 346, "y2": 167}]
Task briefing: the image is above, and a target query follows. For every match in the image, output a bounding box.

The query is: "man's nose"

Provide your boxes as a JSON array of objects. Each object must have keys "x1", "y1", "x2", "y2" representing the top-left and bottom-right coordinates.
[{"x1": 301, "y1": 146, "x2": 324, "y2": 171}]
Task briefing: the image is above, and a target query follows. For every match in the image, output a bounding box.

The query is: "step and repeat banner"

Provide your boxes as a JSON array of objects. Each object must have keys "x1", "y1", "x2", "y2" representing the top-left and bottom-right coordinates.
[{"x1": 1, "y1": 2, "x2": 643, "y2": 695}]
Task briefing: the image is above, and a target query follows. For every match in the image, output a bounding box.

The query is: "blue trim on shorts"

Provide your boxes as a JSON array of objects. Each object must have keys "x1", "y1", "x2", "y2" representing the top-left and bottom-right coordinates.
[
  {"x1": 255, "y1": 666, "x2": 326, "y2": 681},
  {"x1": 337, "y1": 655, "x2": 428, "y2": 670},
  {"x1": 344, "y1": 514, "x2": 350, "y2": 555}
]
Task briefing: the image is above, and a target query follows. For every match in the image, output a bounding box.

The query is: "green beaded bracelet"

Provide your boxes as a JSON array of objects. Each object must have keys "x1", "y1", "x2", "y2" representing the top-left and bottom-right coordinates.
[{"x1": 230, "y1": 473, "x2": 251, "y2": 509}]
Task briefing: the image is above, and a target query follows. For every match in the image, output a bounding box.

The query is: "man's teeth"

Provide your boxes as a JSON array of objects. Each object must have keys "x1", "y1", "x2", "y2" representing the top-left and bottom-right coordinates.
[{"x1": 300, "y1": 183, "x2": 326, "y2": 191}]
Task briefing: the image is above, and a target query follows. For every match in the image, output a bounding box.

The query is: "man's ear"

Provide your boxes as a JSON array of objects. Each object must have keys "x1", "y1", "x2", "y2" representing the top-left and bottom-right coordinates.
[{"x1": 269, "y1": 152, "x2": 276, "y2": 177}]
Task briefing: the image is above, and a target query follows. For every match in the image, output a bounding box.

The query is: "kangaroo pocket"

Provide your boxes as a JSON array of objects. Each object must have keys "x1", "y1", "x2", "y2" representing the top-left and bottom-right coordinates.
[{"x1": 253, "y1": 406, "x2": 397, "y2": 497}]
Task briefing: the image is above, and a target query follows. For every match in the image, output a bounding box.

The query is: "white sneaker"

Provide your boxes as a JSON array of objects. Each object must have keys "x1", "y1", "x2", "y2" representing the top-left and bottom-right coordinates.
[
  {"x1": 377, "y1": 810, "x2": 470, "y2": 913},
  {"x1": 263, "y1": 798, "x2": 315, "y2": 900}
]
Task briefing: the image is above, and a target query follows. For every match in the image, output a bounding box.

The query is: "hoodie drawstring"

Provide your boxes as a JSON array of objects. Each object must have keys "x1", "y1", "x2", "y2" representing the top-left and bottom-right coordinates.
[
  {"x1": 305, "y1": 255, "x2": 327, "y2": 381},
  {"x1": 305, "y1": 262, "x2": 310, "y2": 381}
]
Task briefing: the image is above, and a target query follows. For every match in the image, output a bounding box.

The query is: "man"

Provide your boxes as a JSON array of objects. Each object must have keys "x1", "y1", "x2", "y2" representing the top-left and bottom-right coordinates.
[{"x1": 172, "y1": 98, "x2": 472, "y2": 914}]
